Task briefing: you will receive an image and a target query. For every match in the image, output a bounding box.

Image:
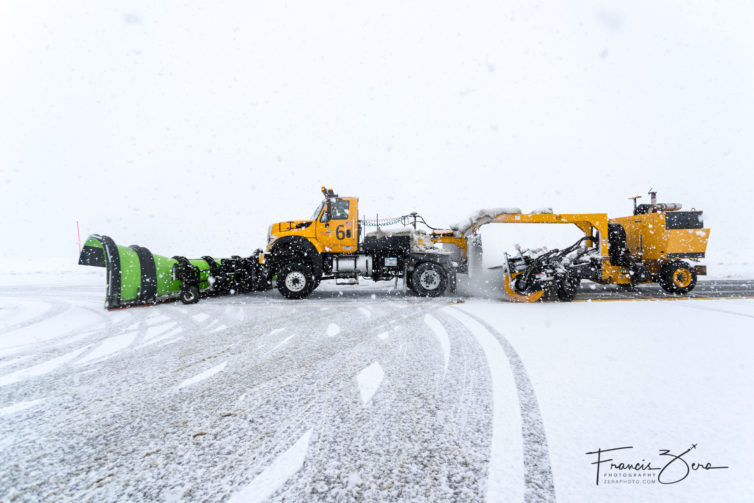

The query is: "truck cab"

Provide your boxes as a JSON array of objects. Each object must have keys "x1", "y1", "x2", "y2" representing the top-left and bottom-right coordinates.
[
  {"x1": 262, "y1": 187, "x2": 455, "y2": 299},
  {"x1": 267, "y1": 189, "x2": 359, "y2": 255},
  {"x1": 609, "y1": 193, "x2": 709, "y2": 294}
]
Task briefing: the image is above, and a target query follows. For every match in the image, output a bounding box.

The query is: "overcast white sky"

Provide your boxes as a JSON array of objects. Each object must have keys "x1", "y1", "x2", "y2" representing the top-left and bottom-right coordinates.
[{"x1": 1, "y1": 1, "x2": 753, "y2": 262}]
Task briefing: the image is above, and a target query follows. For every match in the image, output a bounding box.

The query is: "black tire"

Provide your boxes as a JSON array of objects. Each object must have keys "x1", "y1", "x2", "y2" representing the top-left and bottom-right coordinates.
[
  {"x1": 277, "y1": 262, "x2": 316, "y2": 299},
  {"x1": 411, "y1": 262, "x2": 448, "y2": 297},
  {"x1": 556, "y1": 276, "x2": 580, "y2": 302},
  {"x1": 179, "y1": 286, "x2": 200, "y2": 304},
  {"x1": 659, "y1": 261, "x2": 697, "y2": 294}
]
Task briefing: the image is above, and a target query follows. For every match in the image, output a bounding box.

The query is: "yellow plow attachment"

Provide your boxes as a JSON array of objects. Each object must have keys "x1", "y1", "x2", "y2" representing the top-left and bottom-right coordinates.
[{"x1": 503, "y1": 272, "x2": 544, "y2": 303}]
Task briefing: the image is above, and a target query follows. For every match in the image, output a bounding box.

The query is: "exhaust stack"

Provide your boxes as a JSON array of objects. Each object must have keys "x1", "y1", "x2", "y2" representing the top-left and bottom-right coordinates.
[{"x1": 633, "y1": 190, "x2": 682, "y2": 215}]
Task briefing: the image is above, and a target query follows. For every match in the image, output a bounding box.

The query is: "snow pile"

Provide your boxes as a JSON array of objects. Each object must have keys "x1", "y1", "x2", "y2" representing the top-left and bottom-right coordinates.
[{"x1": 450, "y1": 208, "x2": 522, "y2": 236}]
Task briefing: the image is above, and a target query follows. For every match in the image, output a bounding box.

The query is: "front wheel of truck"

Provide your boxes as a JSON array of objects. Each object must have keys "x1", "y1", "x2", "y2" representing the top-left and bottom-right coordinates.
[{"x1": 277, "y1": 262, "x2": 316, "y2": 299}]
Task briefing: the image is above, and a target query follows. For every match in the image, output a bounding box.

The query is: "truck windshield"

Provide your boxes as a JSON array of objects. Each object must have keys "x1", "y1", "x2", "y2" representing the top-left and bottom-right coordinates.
[{"x1": 311, "y1": 201, "x2": 324, "y2": 220}]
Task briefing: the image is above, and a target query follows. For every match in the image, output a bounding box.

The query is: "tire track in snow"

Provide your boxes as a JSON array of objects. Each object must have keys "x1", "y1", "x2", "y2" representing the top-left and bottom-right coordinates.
[
  {"x1": 0, "y1": 398, "x2": 46, "y2": 417},
  {"x1": 424, "y1": 314, "x2": 450, "y2": 376},
  {"x1": 177, "y1": 361, "x2": 228, "y2": 389},
  {"x1": 266, "y1": 334, "x2": 296, "y2": 355},
  {"x1": 1, "y1": 291, "x2": 477, "y2": 502},
  {"x1": 356, "y1": 361, "x2": 384, "y2": 405},
  {"x1": 669, "y1": 299, "x2": 754, "y2": 319},
  {"x1": 0, "y1": 299, "x2": 69, "y2": 336},
  {"x1": 76, "y1": 332, "x2": 138, "y2": 366},
  {"x1": 221, "y1": 309, "x2": 415, "y2": 501},
  {"x1": 445, "y1": 308, "x2": 525, "y2": 503},
  {"x1": 290, "y1": 305, "x2": 490, "y2": 502},
  {"x1": 448, "y1": 307, "x2": 557, "y2": 503},
  {"x1": 0, "y1": 347, "x2": 88, "y2": 387},
  {"x1": 227, "y1": 429, "x2": 313, "y2": 503}
]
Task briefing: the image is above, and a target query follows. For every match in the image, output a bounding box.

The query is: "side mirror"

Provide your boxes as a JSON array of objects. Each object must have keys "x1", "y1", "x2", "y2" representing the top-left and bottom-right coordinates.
[{"x1": 323, "y1": 200, "x2": 332, "y2": 226}]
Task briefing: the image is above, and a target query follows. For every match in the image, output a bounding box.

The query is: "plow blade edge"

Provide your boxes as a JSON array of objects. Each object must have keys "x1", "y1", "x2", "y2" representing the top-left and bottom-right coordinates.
[{"x1": 503, "y1": 273, "x2": 544, "y2": 303}]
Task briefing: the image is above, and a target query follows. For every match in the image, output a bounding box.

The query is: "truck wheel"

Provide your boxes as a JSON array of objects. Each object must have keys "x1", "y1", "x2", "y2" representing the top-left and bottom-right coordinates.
[
  {"x1": 659, "y1": 261, "x2": 697, "y2": 294},
  {"x1": 179, "y1": 286, "x2": 200, "y2": 304},
  {"x1": 277, "y1": 262, "x2": 316, "y2": 299},
  {"x1": 412, "y1": 262, "x2": 447, "y2": 297},
  {"x1": 557, "y1": 276, "x2": 580, "y2": 302}
]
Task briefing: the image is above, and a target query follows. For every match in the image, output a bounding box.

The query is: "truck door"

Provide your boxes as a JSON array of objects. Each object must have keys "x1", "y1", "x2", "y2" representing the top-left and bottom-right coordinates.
[{"x1": 316, "y1": 197, "x2": 358, "y2": 253}]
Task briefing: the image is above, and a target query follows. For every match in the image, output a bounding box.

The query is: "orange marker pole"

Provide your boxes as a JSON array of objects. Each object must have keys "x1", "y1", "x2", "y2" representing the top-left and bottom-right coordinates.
[{"x1": 76, "y1": 221, "x2": 82, "y2": 253}]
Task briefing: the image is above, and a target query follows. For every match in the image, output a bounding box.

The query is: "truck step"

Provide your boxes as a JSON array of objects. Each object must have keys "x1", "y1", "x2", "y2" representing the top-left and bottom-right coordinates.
[{"x1": 335, "y1": 278, "x2": 359, "y2": 286}]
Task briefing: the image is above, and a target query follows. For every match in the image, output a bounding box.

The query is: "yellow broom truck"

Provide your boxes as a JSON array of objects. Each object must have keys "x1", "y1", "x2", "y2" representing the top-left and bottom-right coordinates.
[{"x1": 429, "y1": 190, "x2": 710, "y2": 302}]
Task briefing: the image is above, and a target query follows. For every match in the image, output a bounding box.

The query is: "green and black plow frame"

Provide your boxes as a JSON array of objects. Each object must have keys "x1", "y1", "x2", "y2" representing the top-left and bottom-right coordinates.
[{"x1": 79, "y1": 234, "x2": 267, "y2": 309}]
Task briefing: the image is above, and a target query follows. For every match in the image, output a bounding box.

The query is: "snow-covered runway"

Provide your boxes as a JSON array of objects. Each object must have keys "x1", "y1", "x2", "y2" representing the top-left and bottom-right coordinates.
[{"x1": 1, "y1": 274, "x2": 753, "y2": 502}]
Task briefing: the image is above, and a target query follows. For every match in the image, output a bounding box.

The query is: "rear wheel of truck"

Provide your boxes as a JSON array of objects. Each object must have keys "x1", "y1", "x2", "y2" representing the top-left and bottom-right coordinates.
[
  {"x1": 277, "y1": 262, "x2": 316, "y2": 299},
  {"x1": 658, "y1": 261, "x2": 697, "y2": 294},
  {"x1": 412, "y1": 262, "x2": 447, "y2": 297}
]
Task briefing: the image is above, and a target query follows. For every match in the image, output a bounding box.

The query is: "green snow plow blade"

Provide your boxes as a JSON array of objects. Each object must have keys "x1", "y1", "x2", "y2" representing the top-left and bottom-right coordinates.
[{"x1": 78, "y1": 235, "x2": 267, "y2": 309}]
